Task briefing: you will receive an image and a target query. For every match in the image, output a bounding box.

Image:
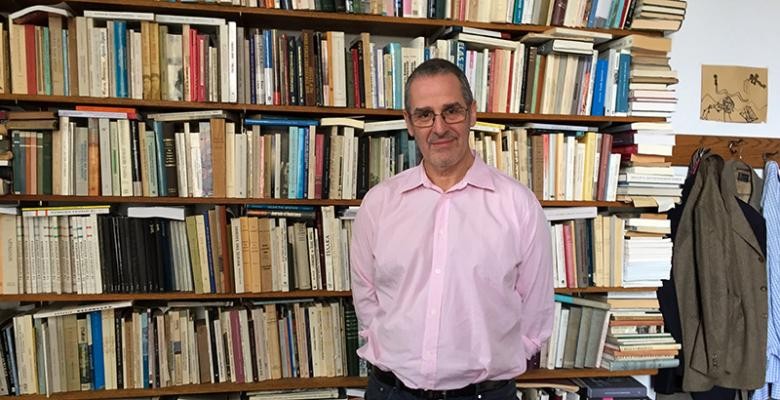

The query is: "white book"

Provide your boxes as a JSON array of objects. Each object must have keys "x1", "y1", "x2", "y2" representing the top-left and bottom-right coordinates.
[
  {"x1": 146, "y1": 110, "x2": 228, "y2": 122},
  {"x1": 231, "y1": 219, "x2": 245, "y2": 293},
  {"x1": 21, "y1": 206, "x2": 110, "y2": 217},
  {"x1": 189, "y1": 129, "x2": 204, "y2": 197},
  {"x1": 543, "y1": 207, "x2": 598, "y2": 221},
  {"x1": 57, "y1": 110, "x2": 129, "y2": 119},
  {"x1": 118, "y1": 120, "x2": 133, "y2": 196},
  {"x1": 83, "y1": 10, "x2": 154, "y2": 21},
  {"x1": 156, "y1": 14, "x2": 226, "y2": 26},
  {"x1": 330, "y1": 32, "x2": 347, "y2": 107},
  {"x1": 95, "y1": 119, "x2": 111, "y2": 196},
  {"x1": 126, "y1": 206, "x2": 186, "y2": 221},
  {"x1": 228, "y1": 21, "x2": 238, "y2": 103},
  {"x1": 175, "y1": 132, "x2": 190, "y2": 197}
]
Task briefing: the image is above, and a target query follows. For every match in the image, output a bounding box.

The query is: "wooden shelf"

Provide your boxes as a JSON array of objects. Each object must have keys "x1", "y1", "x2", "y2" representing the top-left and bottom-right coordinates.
[
  {"x1": 1, "y1": 0, "x2": 648, "y2": 38},
  {"x1": 11, "y1": 370, "x2": 658, "y2": 399},
  {"x1": 0, "y1": 194, "x2": 363, "y2": 206},
  {"x1": 0, "y1": 93, "x2": 667, "y2": 125},
  {"x1": 1, "y1": 288, "x2": 658, "y2": 302},
  {"x1": 0, "y1": 195, "x2": 636, "y2": 208},
  {"x1": 0, "y1": 290, "x2": 352, "y2": 302},
  {"x1": 541, "y1": 200, "x2": 631, "y2": 208},
  {"x1": 555, "y1": 287, "x2": 658, "y2": 294},
  {"x1": 519, "y1": 368, "x2": 658, "y2": 380}
]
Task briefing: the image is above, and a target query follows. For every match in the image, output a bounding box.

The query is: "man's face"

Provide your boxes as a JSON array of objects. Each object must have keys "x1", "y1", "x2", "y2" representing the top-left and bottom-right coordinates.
[{"x1": 404, "y1": 73, "x2": 477, "y2": 175}]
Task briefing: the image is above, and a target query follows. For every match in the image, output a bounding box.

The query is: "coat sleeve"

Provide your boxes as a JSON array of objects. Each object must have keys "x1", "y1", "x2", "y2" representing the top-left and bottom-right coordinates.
[{"x1": 691, "y1": 163, "x2": 730, "y2": 378}]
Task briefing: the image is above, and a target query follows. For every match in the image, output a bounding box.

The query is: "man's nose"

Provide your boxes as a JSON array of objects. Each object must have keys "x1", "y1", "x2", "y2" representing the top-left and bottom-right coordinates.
[{"x1": 431, "y1": 114, "x2": 448, "y2": 134}]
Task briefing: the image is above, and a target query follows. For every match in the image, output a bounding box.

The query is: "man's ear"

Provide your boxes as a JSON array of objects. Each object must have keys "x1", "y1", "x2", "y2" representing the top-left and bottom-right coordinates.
[
  {"x1": 468, "y1": 101, "x2": 478, "y2": 127},
  {"x1": 403, "y1": 110, "x2": 416, "y2": 137}
]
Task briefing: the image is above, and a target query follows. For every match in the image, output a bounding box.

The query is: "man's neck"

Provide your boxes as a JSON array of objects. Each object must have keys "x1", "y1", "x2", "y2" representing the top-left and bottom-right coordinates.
[{"x1": 422, "y1": 155, "x2": 475, "y2": 192}]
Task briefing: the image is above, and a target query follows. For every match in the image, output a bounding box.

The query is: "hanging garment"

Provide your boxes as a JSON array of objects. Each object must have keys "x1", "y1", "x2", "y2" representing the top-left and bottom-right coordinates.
[
  {"x1": 754, "y1": 161, "x2": 780, "y2": 400},
  {"x1": 674, "y1": 154, "x2": 767, "y2": 392}
]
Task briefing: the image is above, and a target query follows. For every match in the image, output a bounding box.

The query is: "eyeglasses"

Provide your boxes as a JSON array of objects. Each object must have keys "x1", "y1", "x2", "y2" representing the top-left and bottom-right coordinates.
[{"x1": 409, "y1": 105, "x2": 470, "y2": 128}]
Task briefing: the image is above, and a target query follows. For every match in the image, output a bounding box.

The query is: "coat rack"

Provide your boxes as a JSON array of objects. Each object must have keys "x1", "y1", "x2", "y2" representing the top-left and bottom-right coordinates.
[{"x1": 671, "y1": 135, "x2": 780, "y2": 168}]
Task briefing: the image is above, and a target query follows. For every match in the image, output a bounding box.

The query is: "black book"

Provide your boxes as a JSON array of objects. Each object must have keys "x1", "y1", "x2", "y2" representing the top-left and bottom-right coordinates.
[
  {"x1": 573, "y1": 376, "x2": 647, "y2": 398},
  {"x1": 356, "y1": 134, "x2": 370, "y2": 199},
  {"x1": 160, "y1": 123, "x2": 178, "y2": 197},
  {"x1": 159, "y1": 219, "x2": 174, "y2": 292},
  {"x1": 97, "y1": 216, "x2": 115, "y2": 293},
  {"x1": 321, "y1": 129, "x2": 331, "y2": 198}
]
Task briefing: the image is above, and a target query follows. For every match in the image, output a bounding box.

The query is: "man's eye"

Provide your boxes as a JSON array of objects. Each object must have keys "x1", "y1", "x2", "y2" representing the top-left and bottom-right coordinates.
[
  {"x1": 443, "y1": 108, "x2": 460, "y2": 116},
  {"x1": 416, "y1": 111, "x2": 433, "y2": 119}
]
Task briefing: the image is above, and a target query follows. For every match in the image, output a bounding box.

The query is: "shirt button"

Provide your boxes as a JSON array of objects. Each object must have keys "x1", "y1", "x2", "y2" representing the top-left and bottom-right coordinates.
[
  {"x1": 434, "y1": 269, "x2": 441, "y2": 274},
  {"x1": 430, "y1": 309, "x2": 436, "y2": 315}
]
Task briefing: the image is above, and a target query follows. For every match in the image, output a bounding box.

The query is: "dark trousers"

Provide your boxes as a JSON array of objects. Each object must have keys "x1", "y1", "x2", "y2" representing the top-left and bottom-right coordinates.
[{"x1": 365, "y1": 373, "x2": 518, "y2": 400}]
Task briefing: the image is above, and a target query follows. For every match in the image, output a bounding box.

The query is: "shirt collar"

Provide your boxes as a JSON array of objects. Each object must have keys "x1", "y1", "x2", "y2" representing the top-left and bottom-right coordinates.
[{"x1": 399, "y1": 151, "x2": 496, "y2": 193}]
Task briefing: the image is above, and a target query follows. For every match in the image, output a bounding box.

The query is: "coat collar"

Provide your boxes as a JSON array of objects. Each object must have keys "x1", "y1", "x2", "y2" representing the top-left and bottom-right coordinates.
[{"x1": 721, "y1": 159, "x2": 763, "y2": 255}]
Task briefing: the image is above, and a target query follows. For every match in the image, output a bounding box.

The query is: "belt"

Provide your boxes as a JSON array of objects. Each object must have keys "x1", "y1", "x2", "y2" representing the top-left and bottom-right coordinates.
[{"x1": 371, "y1": 367, "x2": 511, "y2": 399}]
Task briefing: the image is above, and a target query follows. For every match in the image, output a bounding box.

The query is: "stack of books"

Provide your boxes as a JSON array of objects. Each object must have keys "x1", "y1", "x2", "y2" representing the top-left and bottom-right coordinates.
[
  {"x1": 628, "y1": 0, "x2": 687, "y2": 32},
  {"x1": 609, "y1": 122, "x2": 682, "y2": 209},
  {"x1": 595, "y1": 294, "x2": 680, "y2": 371},
  {"x1": 622, "y1": 215, "x2": 673, "y2": 287}
]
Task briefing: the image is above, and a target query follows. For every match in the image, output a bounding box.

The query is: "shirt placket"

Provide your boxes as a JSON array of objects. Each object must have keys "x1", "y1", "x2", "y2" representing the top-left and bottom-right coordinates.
[{"x1": 420, "y1": 193, "x2": 450, "y2": 386}]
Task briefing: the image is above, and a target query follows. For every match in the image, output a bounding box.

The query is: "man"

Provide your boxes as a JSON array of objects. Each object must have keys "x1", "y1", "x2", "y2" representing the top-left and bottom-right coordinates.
[{"x1": 350, "y1": 58, "x2": 554, "y2": 400}]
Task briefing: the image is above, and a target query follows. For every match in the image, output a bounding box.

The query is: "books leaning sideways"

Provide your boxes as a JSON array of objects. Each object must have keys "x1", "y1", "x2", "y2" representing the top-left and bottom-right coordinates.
[{"x1": 607, "y1": 122, "x2": 682, "y2": 211}]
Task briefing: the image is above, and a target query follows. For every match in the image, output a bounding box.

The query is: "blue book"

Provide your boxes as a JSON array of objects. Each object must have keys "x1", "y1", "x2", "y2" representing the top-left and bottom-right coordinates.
[
  {"x1": 586, "y1": 0, "x2": 600, "y2": 27},
  {"x1": 141, "y1": 311, "x2": 149, "y2": 388},
  {"x1": 298, "y1": 128, "x2": 311, "y2": 199},
  {"x1": 288, "y1": 126, "x2": 298, "y2": 199},
  {"x1": 286, "y1": 308, "x2": 298, "y2": 377},
  {"x1": 396, "y1": 130, "x2": 409, "y2": 171},
  {"x1": 263, "y1": 30, "x2": 274, "y2": 104},
  {"x1": 299, "y1": 127, "x2": 308, "y2": 198},
  {"x1": 202, "y1": 211, "x2": 217, "y2": 293},
  {"x1": 249, "y1": 32, "x2": 257, "y2": 104},
  {"x1": 615, "y1": 52, "x2": 632, "y2": 114},
  {"x1": 512, "y1": 0, "x2": 524, "y2": 24},
  {"x1": 590, "y1": 59, "x2": 608, "y2": 116},
  {"x1": 3, "y1": 326, "x2": 18, "y2": 395},
  {"x1": 89, "y1": 312, "x2": 105, "y2": 390},
  {"x1": 42, "y1": 27, "x2": 51, "y2": 95},
  {"x1": 383, "y1": 42, "x2": 403, "y2": 109},
  {"x1": 62, "y1": 30, "x2": 69, "y2": 96},
  {"x1": 612, "y1": 0, "x2": 626, "y2": 28},
  {"x1": 244, "y1": 118, "x2": 320, "y2": 127},
  {"x1": 246, "y1": 204, "x2": 316, "y2": 211},
  {"x1": 456, "y1": 42, "x2": 467, "y2": 72},
  {"x1": 118, "y1": 21, "x2": 129, "y2": 98},
  {"x1": 152, "y1": 121, "x2": 168, "y2": 196}
]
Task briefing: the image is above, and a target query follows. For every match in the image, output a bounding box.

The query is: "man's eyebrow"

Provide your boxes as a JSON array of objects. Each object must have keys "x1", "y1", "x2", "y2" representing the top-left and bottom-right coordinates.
[{"x1": 412, "y1": 106, "x2": 433, "y2": 114}]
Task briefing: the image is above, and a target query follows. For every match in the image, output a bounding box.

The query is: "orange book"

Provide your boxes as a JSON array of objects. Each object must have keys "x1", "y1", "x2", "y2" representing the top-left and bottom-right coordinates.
[
  {"x1": 87, "y1": 121, "x2": 100, "y2": 195},
  {"x1": 210, "y1": 118, "x2": 226, "y2": 198},
  {"x1": 75, "y1": 105, "x2": 138, "y2": 115}
]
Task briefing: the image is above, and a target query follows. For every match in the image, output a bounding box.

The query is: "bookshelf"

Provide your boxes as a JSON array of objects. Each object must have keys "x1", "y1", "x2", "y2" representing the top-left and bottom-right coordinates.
[
  {"x1": 0, "y1": 0, "x2": 660, "y2": 38},
  {"x1": 0, "y1": 0, "x2": 683, "y2": 397},
  {"x1": 0, "y1": 94, "x2": 667, "y2": 124},
  {"x1": 4, "y1": 369, "x2": 659, "y2": 400},
  {"x1": 2, "y1": 194, "x2": 634, "y2": 208},
  {"x1": 0, "y1": 287, "x2": 649, "y2": 303}
]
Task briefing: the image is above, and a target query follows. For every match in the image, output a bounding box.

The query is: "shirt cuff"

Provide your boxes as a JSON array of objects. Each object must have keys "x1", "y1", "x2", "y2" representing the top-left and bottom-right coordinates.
[{"x1": 521, "y1": 335, "x2": 541, "y2": 359}]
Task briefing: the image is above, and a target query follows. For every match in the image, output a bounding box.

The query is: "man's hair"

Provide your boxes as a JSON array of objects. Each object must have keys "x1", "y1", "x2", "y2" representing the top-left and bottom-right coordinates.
[{"x1": 403, "y1": 58, "x2": 474, "y2": 112}]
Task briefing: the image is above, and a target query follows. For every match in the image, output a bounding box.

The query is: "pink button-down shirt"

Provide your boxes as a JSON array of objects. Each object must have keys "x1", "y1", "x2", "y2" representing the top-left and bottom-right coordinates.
[{"x1": 350, "y1": 154, "x2": 554, "y2": 390}]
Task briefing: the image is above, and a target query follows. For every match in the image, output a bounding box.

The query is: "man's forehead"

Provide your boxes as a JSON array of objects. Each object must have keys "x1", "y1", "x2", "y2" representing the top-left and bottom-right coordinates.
[{"x1": 411, "y1": 102, "x2": 464, "y2": 111}]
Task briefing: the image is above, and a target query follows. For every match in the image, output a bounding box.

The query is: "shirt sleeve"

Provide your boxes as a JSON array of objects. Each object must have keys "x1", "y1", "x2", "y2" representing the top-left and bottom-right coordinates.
[
  {"x1": 515, "y1": 199, "x2": 555, "y2": 359},
  {"x1": 349, "y1": 192, "x2": 381, "y2": 334}
]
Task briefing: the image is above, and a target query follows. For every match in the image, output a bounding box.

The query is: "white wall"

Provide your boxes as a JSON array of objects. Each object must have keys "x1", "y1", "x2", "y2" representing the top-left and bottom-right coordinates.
[{"x1": 669, "y1": 0, "x2": 779, "y2": 137}]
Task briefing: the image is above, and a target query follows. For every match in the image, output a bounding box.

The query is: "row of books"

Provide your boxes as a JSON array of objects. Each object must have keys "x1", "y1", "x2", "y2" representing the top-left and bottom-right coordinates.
[
  {"x1": 538, "y1": 293, "x2": 680, "y2": 372},
  {"x1": 6, "y1": 300, "x2": 361, "y2": 396},
  {"x1": 2, "y1": 5, "x2": 676, "y2": 116},
  {"x1": 546, "y1": 212, "x2": 625, "y2": 289},
  {"x1": 6, "y1": 109, "x2": 680, "y2": 204},
  {"x1": 162, "y1": 0, "x2": 685, "y2": 32},
  {"x1": 0, "y1": 204, "x2": 354, "y2": 295}
]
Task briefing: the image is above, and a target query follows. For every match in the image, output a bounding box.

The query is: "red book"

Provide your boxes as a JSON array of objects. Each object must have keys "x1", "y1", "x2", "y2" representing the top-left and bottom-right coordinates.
[
  {"x1": 229, "y1": 310, "x2": 245, "y2": 383},
  {"x1": 24, "y1": 24, "x2": 37, "y2": 95},
  {"x1": 562, "y1": 221, "x2": 576, "y2": 288},
  {"x1": 314, "y1": 132, "x2": 325, "y2": 199},
  {"x1": 596, "y1": 134, "x2": 613, "y2": 201},
  {"x1": 350, "y1": 47, "x2": 361, "y2": 108}
]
